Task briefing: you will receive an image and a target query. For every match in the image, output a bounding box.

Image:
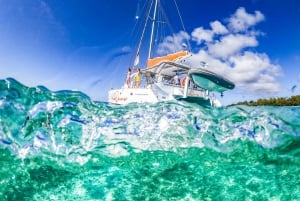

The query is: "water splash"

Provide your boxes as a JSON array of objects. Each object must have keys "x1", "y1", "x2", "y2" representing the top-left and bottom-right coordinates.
[{"x1": 1, "y1": 78, "x2": 300, "y2": 200}]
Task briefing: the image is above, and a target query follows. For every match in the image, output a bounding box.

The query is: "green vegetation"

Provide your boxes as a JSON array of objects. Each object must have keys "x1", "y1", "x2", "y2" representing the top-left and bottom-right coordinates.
[{"x1": 231, "y1": 95, "x2": 300, "y2": 106}]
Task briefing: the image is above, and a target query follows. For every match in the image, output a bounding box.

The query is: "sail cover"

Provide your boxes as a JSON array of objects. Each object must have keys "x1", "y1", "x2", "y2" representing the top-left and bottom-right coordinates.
[{"x1": 147, "y1": 51, "x2": 189, "y2": 68}]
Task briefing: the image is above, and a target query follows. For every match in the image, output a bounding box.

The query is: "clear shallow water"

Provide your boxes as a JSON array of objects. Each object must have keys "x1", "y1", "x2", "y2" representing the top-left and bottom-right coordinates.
[{"x1": 0, "y1": 78, "x2": 300, "y2": 201}]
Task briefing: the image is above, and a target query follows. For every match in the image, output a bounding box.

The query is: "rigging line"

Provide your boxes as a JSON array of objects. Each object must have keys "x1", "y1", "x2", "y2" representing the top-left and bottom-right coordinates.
[
  {"x1": 130, "y1": 0, "x2": 148, "y2": 37},
  {"x1": 154, "y1": 5, "x2": 163, "y2": 50},
  {"x1": 134, "y1": 0, "x2": 154, "y2": 67},
  {"x1": 161, "y1": 0, "x2": 186, "y2": 53},
  {"x1": 129, "y1": 0, "x2": 149, "y2": 65},
  {"x1": 129, "y1": 0, "x2": 150, "y2": 67},
  {"x1": 159, "y1": 3, "x2": 177, "y2": 52},
  {"x1": 148, "y1": 0, "x2": 159, "y2": 59},
  {"x1": 173, "y1": 0, "x2": 191, "y2": 52}
]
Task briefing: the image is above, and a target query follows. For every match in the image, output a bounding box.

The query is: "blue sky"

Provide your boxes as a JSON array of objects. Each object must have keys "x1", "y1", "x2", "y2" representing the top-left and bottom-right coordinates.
[{"x1": 0, "y1": 0, "x2": 299, "y2": 105}]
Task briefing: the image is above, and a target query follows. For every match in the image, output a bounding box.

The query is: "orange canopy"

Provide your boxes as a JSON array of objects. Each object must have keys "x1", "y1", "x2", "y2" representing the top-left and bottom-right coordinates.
[{"x1": 147, "y1": 51, "x2": 189, "y2": 68}]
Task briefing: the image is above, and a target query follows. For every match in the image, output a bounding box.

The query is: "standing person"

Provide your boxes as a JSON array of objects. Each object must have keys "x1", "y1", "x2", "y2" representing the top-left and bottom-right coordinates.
[
  {"x1": 125, "y1": 68, "x2": 131, "y2": 88},
  {"x1": 173, "y1": 73, "x2": 180, "y2": 85},
  {"x1": 134, "y1": 68, "x2": 141, "y2": 88}
]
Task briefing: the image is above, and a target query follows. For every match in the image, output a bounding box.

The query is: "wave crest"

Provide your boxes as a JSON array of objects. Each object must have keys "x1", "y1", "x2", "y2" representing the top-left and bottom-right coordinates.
[{"x1": 0, "y1": 78, "x2": 299, "y2": 164}]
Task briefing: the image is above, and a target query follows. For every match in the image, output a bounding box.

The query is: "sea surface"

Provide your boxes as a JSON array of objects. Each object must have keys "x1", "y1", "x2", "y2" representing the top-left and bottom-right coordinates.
[{"x1": 0, "y1": 78, "x2": 299, "y2": 201}]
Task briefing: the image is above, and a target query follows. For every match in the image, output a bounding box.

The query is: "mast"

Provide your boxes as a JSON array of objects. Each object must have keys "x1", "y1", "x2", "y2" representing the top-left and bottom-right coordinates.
[{"x1": 148, "y1": 0, "x2": 159, "y2": 59}]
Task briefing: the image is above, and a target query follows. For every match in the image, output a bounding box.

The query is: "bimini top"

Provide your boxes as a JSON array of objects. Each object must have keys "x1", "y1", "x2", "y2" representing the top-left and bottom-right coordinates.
[
  {"x1": 147, "y1": 51, "x2": 189, "y2": 68},
  {"x1": 144, "y1": 60, "x2": 235, "y2": 93}
]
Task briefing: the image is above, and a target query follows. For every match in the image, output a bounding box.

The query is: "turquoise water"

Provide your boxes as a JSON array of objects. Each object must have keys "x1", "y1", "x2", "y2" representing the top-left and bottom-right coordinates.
[{"x1": 0, "y1": 78, "x2": 300, "y2": 201}]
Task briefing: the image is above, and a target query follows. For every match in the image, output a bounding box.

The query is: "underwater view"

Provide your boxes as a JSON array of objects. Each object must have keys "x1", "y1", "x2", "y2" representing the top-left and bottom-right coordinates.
[{"x1": 0, "y1": 78, "x2": 299, "y2": 201}]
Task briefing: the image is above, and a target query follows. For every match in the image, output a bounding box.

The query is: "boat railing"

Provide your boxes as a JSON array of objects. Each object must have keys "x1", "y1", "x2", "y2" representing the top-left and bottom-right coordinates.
[{"x1": 163, "y1": 81, "x2": 207, "y2": 92}]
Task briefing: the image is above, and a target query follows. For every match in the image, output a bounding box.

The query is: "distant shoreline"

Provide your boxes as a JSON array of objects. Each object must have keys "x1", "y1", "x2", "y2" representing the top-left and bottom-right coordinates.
[{"x1": 230, "y1": 95, "x2": 300, "y2": 106}]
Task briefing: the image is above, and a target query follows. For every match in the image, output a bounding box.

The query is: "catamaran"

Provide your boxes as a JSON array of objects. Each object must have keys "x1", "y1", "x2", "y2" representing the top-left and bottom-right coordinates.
[{"x1": 108, "y1": 0, "x2": 235, "y2": 107}]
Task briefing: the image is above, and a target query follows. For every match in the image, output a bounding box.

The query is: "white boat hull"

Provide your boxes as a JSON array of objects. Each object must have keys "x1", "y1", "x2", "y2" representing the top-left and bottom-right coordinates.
[
  {"x1": 109, "y1": 87, "x2": 159, "y2": 104},
  {"x1": 108, "y1": 83, "x2": 220, "y2": 106}
]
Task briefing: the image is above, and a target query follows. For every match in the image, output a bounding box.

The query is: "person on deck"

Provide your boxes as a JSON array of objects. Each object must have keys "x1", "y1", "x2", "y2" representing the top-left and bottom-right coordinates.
[
  {"x1": 134, "y1": 68, "x2": 141, "y2": 88},
  {"x1": 125, "y1": 68, "x2": 131, "y2": 88},
  {"x1": 173, "y1": 73, "x2": 180, "y2": 85}
]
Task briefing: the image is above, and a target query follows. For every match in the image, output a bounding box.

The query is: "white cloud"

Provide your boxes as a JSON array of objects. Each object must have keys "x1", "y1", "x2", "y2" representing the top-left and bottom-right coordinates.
[
  {"x1": 191, "y1": 21, "x2": 227, "y2": 45},
  {"x1": 228, "y1": 52, "x2": 282, "y2": 93},
  {"x1": 191, "y1": 27, "x2": 213, "y2": 44},
  {"x1": 228, "y1": 7, "x2": 265, "y2": 32},
  {"x1": 210, "y1": 21, "x2": 228, "y2": 35},
  {"x1": 208, "y1": 34, "x2": 258, "y2": 59},
  {"x1": 156, "y1": 31, "x2": 190, "y2": 55},
  {"x1": 187, "y1": 50, "x2": 231, "y2": 75}
]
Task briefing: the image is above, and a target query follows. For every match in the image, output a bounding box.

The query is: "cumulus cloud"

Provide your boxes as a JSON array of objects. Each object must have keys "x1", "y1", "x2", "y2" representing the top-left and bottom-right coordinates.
[
  {"x1": 210, "y1": 21, "x2": 228, "y2": 35},
  {"x1": 156, "y1": 31, "x2": 190, "y2": 55},
  {"x1": 156, "y1": 7, "x2": 282, "y2": 95},
  {"x1": 191, "y1": 21, "x2": 228, "y2": 45},
  {"x1": 228, "y1": 7, "x2": 265, "y2": 32},
  {"x1": 191, "y1": 27, "x2": 213, "y2": 44},
  {"x1": 228, "y1": 52, "x2": 282, "y2": 93},
  {"x1": 208, "y1": 34, "x2": 258, "y2": 59}
]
